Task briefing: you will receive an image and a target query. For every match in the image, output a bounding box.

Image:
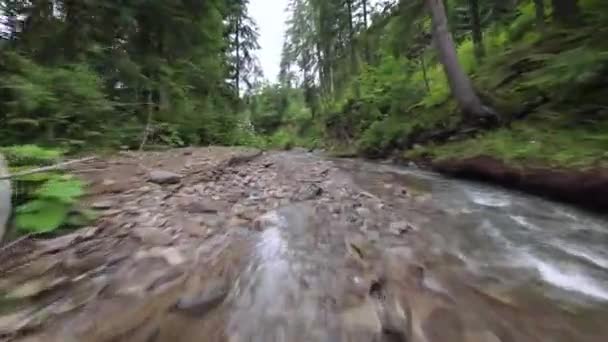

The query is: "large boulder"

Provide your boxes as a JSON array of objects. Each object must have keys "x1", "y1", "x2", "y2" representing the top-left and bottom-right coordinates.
[
  {"x1": 148, "y1": 170, "x2": 182, "y2": 185},
  {"x1": 0, "y1": 153, "x2": 11, "y2": 242}
]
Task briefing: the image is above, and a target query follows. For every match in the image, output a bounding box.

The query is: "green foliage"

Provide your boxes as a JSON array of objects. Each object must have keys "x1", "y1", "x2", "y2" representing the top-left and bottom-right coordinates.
[
  {"x1": 521, "y1": 47, "x2": 608, "y2": 96},
  {"x1": 3, "y1": 145, "x2": 92, "y2": 235},
  {"x1": 36, "y1": 178, "x2": 85, "y2": 204},
  {"x1": 0, "y1": 0, "x2": 260, "y2": 149},
  {"x1": 412, "y1": 118, "x2": 608, "y2": 168},
  {"x1": 0, "y1": 145, "x2": 62, "y2": 166},
  {"x1": 15, "y1": 200, "x2": 70, "y2": 234},
  {"x1": 0, "y1": 53, "x2": 112, "y2": 146},
  {"x1": 357, "y1": 117, "x2": 413, "y2": 157},
  {"x1": 267, "y1": 129, "x2": 295, "y2": 150}
]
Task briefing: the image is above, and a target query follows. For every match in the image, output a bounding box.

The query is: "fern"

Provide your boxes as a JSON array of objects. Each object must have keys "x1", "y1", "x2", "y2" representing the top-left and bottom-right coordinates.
[
  {"x1": 36, "y1": 178, "x2": 84, "y2": 204},
  {"x1": 15, "y1": 200, "x2": 69, "y2": 234}
]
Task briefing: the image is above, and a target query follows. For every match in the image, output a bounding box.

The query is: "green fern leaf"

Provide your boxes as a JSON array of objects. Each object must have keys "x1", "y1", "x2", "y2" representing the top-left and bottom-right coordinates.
[
  {"x1": 15, "y1": 200, "x2": 69, "y2": 234},
  {"x1": 36, "y1": 178, "x2": 84, "y2": 203}
]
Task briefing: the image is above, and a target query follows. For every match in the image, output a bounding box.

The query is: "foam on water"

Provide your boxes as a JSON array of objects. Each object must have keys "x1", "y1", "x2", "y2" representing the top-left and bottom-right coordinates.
[
  {"x1": 511, "y1": 215, "x2": 541, "y2": 231},
  {"x1": 551, "y1": 241, "x2": 608, "y2": 270},
  {"x1": 465, "y1": 189, "x2": 511, "y2": 208},
  {"x1": 524, "y1": 253, "x2": 608, "y2": 301}
]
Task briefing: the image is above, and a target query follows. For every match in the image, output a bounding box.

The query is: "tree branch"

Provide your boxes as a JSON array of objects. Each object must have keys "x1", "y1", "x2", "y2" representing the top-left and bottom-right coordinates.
[{"x1": 0, "y1": 157, "x2": 96, "y2": 180}]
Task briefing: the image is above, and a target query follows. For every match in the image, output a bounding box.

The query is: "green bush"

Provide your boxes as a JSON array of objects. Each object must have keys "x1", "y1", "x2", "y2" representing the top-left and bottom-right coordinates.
[
  {"x1": 0, "y1": 52, "x2": 112, "y2": 146},
  {"x1": 267, "y1": 129, "x2": 295, "y2": 150},
  {"x1": 0, "y1": 145, "x2": 63, "y2": 166},
  {"x1": 357, "y1": 117, "x2": 413, "y2": 157},
  {"x1": 15, "y1": 176, "x2": 87, "y2": 234},
  {"x1": 4, "y1": 145, "x2": 94, "y2": 236}
]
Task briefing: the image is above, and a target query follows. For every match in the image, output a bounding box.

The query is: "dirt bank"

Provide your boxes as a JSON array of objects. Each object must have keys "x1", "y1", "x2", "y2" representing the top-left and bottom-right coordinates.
[{"x1": 432, "y1": 156, "x2": 608, "y2": 211}]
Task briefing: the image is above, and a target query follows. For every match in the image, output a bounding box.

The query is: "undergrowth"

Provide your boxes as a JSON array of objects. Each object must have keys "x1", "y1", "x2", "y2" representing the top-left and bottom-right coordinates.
[{"x1": 4, "y1": 145, "x2": 95, "y2": 237}]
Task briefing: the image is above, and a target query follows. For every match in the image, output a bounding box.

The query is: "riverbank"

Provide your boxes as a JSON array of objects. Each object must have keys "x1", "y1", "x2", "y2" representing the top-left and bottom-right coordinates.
[
  {"x1": 376, "y1": 26, "x2": 608, "y2": 211},
  {"x1": 429, "y1": 156, "x2": 608, "y2": 211},
  {"x1": 399, "y1": 114, "x2": 608, "y2": 211}
]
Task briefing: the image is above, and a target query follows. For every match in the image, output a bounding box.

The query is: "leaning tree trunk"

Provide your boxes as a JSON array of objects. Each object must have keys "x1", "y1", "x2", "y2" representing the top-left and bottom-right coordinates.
[
  {"x1": 551, "y1": 0, "x2": 581, "y2": 26},
  {"x1": 0, "y1": 153, "x2": 11, "y2": 243},
  {"x1": 426, "y1": 0, "x2": 495, "y2": 121}
]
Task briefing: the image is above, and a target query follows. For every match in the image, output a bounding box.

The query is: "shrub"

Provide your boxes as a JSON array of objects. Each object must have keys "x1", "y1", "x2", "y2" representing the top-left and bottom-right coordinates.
[
  {"x1": 5, "y1": 145, "x2": 94, "y2": 236},
  {"x1": 357, "y1": 117, "x2": 413, "y2": 157}
]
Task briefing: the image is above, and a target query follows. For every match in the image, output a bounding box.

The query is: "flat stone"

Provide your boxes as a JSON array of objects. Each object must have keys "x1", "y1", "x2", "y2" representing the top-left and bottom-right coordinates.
[
  {"x1": 181, "y1": 199, "x2": 225, "y2": 214},
  {"x1": 181, "y1": 220, "x2": 207, "y2": 237},
  {"x1": 388, "y1": 221, "x2": 415, "y2": 235},
  {"x1": 131, "y1": 227, "x2": 173, "y2": 246},
  {"x1": 91, "y1": 200, "x2": 115, "y2": 210},
  {"x1": 197, "y1": 214, "x2": 225, "y2": 228},
  {"x1": 227, "y1": 217, "x2": 250, "y2": 228},
  {"x1": 148, "y1": 170, "x2": 181, "y2": 184},
  {"x1": 174, "y1": 279, "x2": 229, "y2": 316}
]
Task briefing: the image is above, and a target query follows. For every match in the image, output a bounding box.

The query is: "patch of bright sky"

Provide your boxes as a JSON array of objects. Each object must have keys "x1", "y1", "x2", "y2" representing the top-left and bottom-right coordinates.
[
  {"x1": 249, "y1": 0, "x2": 289, "y2": 83},
  {"x1": 250, "y1": 0, "x2": 383, "y2": 83}
]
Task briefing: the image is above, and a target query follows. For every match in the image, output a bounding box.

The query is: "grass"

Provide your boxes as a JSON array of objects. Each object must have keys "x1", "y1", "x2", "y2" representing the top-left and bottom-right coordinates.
[{"x1": 407, "y1": 117, "x2": 608, "y2": 169}]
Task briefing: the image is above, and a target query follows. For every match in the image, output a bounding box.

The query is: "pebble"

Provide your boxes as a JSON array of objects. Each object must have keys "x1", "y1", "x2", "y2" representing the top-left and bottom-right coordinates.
[{"x1": 149, "y1": 170, "x2": 182, "y2": 184}]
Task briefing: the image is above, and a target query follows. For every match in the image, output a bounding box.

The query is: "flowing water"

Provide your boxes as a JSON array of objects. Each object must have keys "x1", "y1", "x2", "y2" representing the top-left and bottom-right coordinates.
[{"x1": 332, "y1": 157, "x2": 608, "y2": 340}]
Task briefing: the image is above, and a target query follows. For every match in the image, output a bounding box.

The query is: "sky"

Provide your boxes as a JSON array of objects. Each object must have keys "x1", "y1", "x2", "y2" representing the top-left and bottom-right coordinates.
[{"x1": 249, "y1": 0, "x2": 290, "y2": 82}]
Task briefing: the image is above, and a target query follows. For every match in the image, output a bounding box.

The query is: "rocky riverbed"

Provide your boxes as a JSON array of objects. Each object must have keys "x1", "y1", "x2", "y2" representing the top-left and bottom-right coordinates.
[{"x1": 0, "y1": 147, "x2": 606, "y2": 342}]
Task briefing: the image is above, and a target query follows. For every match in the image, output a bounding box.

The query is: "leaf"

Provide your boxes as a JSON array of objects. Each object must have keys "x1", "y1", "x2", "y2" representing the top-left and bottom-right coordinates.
[
  {"x1": 16, "y1": 199, "x2": 48, "y2": 213},
  {"x1": 15, "y1": 200, "x2": 69, "y2": 234},
  {"x1": 36, "y1": 179, "x2": 84, "y2": 203}
]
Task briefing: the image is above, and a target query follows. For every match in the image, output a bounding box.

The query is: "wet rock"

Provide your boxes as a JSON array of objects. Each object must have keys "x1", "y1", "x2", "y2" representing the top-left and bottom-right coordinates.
[
  {"x1": 135, "y1": 247, "x2": 186, "y2": 266},
  {"x1": 388, "y1": 221, "x2": 415, "y2": 235},
  {"x1": 131, "y1": 227, "x2": 173, "y2": 246},
  {"x1": 227, "y1": 217, "x2": 250, "y2": 228},
  {"x1": 181, "y1": 199, "x2": 225, "y2": 214},
  {"x1": 173, "y1": 279, "x2": 229, "y2": 317},
  {"x1": 253, "y1": 211, "x2": 282, "y2": 231},
  {"x1": 148, "y1": 170, "x2": 181, "y2": 184},
  {"x1": 181, "y1": 220, "x2": 208, "y2": 237},
  {"x1": 294, "y1": 184, "x2": 323, "y2": 201},
  {"x1": 341, "y1": 299, "x2": 383, "y2": 334},
  {"x1": 91, "y1": 200, "x2": 115, "y2": 210},
  {"x1": 6, "y1": 275, "x2": 68, "y2": 299}
]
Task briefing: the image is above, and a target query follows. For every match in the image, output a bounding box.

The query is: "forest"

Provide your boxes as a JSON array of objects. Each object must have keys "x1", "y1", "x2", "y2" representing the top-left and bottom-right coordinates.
[
  {"x1": 1, "y1": 0, "x2": 608, "y2": 234},
  {"x1": 273, "y1": 0, "x2": 608, "y2": 169},
  {"x1": 2, "y1": 1, "x2": 608, "y2": 339}
]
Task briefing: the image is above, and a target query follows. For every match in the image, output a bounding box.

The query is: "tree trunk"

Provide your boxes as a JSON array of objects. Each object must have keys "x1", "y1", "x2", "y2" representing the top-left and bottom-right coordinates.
[
  {"x1": 0, "y1": 153, "x2": 11, "y2": 243},
  {"x1": 426, "y1": 0, "x2": 495, "y2": 120},
  {"x1": 235, "y1": 16, "x2": 241, "y2": 96},
  {"x1": 469, "y1": 0, "x2": 484, "y2": 61},
  {"x1": 551, "y1": 0, "x2": 581, "y2": 26},
  {"x1": 533, "y1": 0, "x2": 546, "y2": 31},
  {"x1": 346, "y1": 0, "x2": 357, "y2": 73},
  {"x1": 139, "y1": 90, "x2": 154, "y2": 151},
  {"x1": 362, "y1": 0, "x2": 371, "y2": 64}
]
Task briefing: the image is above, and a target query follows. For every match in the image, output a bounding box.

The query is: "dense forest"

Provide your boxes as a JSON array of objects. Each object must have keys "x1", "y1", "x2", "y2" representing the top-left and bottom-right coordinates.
[
  {"x1": 269, "y1": 0, "x2": 608, "y2": 168},
  {"x1": 0, "y1": 0, "x2": 263, "y2": 149}
]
